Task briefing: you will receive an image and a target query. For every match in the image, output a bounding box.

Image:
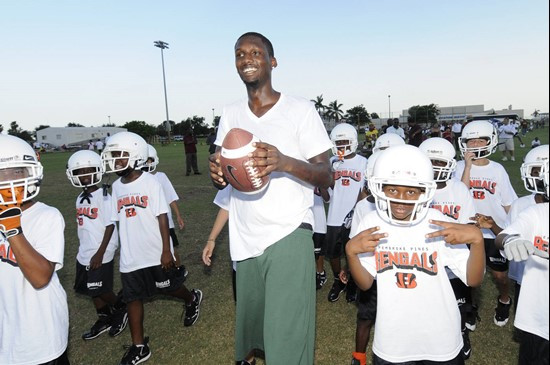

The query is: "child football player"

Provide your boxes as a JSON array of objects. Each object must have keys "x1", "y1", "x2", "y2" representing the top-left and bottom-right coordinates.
[
  {"x1": 323, "y1": 123, "x2": 367, "y2": 302},
  {"x1": 456, "y1": 120, "x2": 518, "y2": 328},
  {"x1": 142, "y1": 144, "x2": 185, "y2": 266},
  {"x1": 495, "y1": 157, "x2": 549, "y2": 365},
  {"x1": 347, "y1": 145, "x2": 485, "y2": 364},
  {"x1": 101, "y1": 132, "x2": 202, "y2": 365},
  {"x1": 66, "y1": 150, "x2": 128, "y2": 340},
  {"x1": 420, "y1": 137, "x2": 477, "y2": 360},
  {"x1": 0, "y1": 135, "x2": 70, "y2": 364},
  {"x1": 506, "y1": 145, "x2": 549, "y2": 310},
  {"x1": 348, "y1": 151, "x2": 379, "y2": 365}
]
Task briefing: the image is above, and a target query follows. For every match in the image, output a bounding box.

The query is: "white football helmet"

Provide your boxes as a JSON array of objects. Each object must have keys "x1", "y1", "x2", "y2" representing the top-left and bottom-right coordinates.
[
  {"x1": 520, "y1": 144, "x2": 549, "y2": 196},
  {"x1": 365, "y1": 151, "x2": 382, "y2": 181},
  {"x1": 458, "y1": 120, "x2": 498, "y2": 159},
  {"x1": 372, "y1": 133, "x2": 405, "y2": 153},
  {"x1": 142, "y1": 144, "x2": 159, "y2": 173},
  {"x1": 66, "y1": 150, "x2": 103, "y2": 188},
  {"x1": 0, "y1": 135, "x2": 43, "y2": 205},
  {"x1": 419, "y1": 137, "x2": 457, "y2": 182},
  {"x1": 101, "y1": 132, "x2": 148, "y2": 174},
  {"x1": 330, "y1": 123, "x2": 358, "y2": 157},
  {"x1": 368, "y1": 145, "x2": 436, "y2": 226}
]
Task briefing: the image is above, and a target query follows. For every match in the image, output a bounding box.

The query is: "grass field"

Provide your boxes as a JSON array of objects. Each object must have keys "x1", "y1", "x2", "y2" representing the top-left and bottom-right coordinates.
[{"x1": 36, "y1": 127, "x2": 548, "y2": 365}]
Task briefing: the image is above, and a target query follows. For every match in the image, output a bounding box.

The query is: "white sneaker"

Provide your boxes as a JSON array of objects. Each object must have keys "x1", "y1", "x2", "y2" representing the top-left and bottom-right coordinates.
[
  {"x1": 520, "y1": 144, "x2": 525, "y2": 148},
  {"x1": 511, "y1": 157, "x2": 515, "y2": 161},
  {"x1": 501, "y1": 157, "x2": 508, "y2": 161}
]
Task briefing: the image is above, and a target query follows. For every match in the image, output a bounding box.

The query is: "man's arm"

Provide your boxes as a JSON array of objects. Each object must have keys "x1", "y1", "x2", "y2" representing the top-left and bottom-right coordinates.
[{"x1": 251, "y1": 142, "x2": 333, "y2": 188}]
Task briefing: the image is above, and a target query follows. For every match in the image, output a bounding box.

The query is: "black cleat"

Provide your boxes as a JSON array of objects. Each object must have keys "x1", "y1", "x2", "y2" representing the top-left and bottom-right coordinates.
[
  {"x1": 328, "y1": 279, "x2": 346, "y2": 302},
  {"x1": 183, "y1": 289, "x2": 203, "y2": 327},
  {"x1": 119, "y1": 337, "x2": 151, "y2": 365}
]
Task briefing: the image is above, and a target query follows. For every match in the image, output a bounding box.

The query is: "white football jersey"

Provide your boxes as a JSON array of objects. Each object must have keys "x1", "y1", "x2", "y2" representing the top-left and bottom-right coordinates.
[
  {"x1": 0, "y1": 202, "x2": 69, "y2": 364},
  {"x1": 110, "y1": 172, "x2": 170, "y2": 272},
  {"x1": 506, "y1": 194, "x2": 538, "y2": 283},
  {"x1": 350, "y1": 197, "x2": 376, "y2": 238},
  {"x1": 326, "y1": 154, "x2": 367, "y2": 226},
  {"x1": 501, "y1": 203, "x2": 549, "y2": 340},
  {"x1": 455, "y1": 160, "x2": 517, "y2": 238},
  {"x1": 312, "y1": 192, "x2": 327, "y2": 234},
  {"x1": 153, "y1": 171, "x2": 180, "y2": 229},
  {"x1": 430, "y1": 179, "x2": 476, "y2": 224},
  {"x1": 357, "y1": 209, "x2": 469, "y2": 362},
  {"x1": 75, "y1": 190, "x2": 119, "y2": 265}
]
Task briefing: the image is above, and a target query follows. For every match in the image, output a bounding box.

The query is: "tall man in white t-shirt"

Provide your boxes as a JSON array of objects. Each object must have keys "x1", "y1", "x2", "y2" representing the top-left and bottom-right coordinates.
[
  {"x1": 0, "y1": 135, "x2": 69, "y2": 365},
  {"x1": 456, "y1": 120, "x2": 518, "y2": 329},
  {"x1": 209, "y1": 32, "x2": 333, "y2": 365}
]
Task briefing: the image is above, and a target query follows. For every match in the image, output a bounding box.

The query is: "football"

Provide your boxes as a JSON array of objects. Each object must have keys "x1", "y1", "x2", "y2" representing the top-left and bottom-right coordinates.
[{"x1": 220, "y1": 128, "x2": 270, "y2": 194}]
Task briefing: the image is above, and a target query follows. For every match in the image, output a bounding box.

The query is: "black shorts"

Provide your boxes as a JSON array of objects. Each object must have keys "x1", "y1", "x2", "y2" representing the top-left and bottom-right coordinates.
[
  {"x1": 485, "y1": 238, "x2": 508, "y2": 272},
  {"x1": 74, "y1": 260, "x2": 114, "y2": 297},
  {"x1": 357, "y1": 280, "x2": 377, "y2": 321},
  {"x1": 170, "y1": 228, "x2": 180, "y2": 247},
  {"x1": 313, "y1": 232, "x2": 325, "y2": 256},
  {"x1": 373, "y1": 352, "x2": 464, "y2": 365},
  {"x1": 324, "y1": 225, "x2": 350, "y2": 259},
  {"x1": 121, "y1": 264, "x2": 187, "y2": 302},
  {"x1": 518, "y1": 329, "x2": 549, "y2": 365}
]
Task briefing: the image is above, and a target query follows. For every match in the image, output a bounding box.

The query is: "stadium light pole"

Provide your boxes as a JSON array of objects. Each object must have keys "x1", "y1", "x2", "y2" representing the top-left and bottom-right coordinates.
[
  {"x1": 107, "y1": 115, "x2": 111, "y2": 125},
  {"x1": 212, "y1": 108, "x2": 215, "y2": 126},
  {"x1": 388, "y1": 95, "x2": 391, "y2": 118},
  {"x1": 154, "y1": 40, "x2": 171, "y2": 143}
]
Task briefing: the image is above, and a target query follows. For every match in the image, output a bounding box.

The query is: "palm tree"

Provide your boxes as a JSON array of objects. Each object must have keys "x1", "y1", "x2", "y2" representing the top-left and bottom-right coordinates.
[
  {"x1": 311, "y1": 95, "x2": 326, "y2": 117},
  {"x1": 326, "y1": 100, "x2": 344, "y2": 122}
]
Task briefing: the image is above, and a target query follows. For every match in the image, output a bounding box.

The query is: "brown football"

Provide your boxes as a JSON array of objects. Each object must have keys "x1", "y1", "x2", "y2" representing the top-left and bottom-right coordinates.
[{"x1": 220, "y1": 128, "x2": 270, "y2": 194}]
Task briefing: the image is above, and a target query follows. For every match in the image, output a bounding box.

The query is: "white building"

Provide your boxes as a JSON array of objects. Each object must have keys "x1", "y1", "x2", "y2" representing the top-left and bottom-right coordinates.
[
  {"x1": 36, "y1": 127, "x2": 126, "y2": 147},
  {"x1": 401, "y1": 104, "x2": 524, "y2": 123}
]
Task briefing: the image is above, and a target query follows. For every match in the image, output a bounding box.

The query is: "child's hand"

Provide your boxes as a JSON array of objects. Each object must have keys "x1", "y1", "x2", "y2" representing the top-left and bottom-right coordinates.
[
  {"x1": 202, "y1": 240, "x2": 216, "y2": 266},
  {"x1": 0, "y1": 201, "x2": 23, "y2": 239},
  {"x1": 89, "y1": 250, "x2": 104, "y2": 270},
  {"x1": 177, "y1": 215, "x2": 185, "y2": 230},
  {"x1": 338, "y1": 269, "x2": 349, "y2": 284},
  {"x1": 161, "y1": 250, "x2": 175, "y2": 270},
  {"x1": 464, "y1": 151, "x2": 475, "y2": 166},
  {"x1": 426, "y1": 220, "x2": 483, "y2": 246},
  {"x1": 470, "y1": 213, "x2": 495, "y2": 229},
  {"x1": 346, "y1": 226, "x2": 387, "y2": 256}
]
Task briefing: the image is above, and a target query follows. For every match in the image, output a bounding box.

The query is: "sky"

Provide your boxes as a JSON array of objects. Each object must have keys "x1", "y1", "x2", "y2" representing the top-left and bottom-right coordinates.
[{"x1": 1, "y1": 0, "x2": 548, "y2": 132}]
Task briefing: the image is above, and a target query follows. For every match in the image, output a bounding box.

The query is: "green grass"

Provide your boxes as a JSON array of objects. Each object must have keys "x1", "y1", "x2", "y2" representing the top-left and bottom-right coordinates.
[{"x1": 36, "y1": 129, "x2": 548, "y2": 364}]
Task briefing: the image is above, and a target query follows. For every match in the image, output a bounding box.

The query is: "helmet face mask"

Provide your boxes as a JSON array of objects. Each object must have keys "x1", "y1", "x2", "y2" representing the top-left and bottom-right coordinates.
[
  {"x1": 66, "y1": 150, "x2": 103, "y2": 188},
  {"x1": 101, "y1": 132, "x2": 148, "y2": 174},
  {"x1": 458, "y1": 121, "x2": 498, "y2": 159},
  {"x1": 0, "y1": 135, "x2": 43, "y2": 205},
  {"x1": 330, "y1": 123, "x2": 358, "y2": 157},
  {"x1": 142, "y1": 145, "x2": 159, "y2": 173},
  {"x1": 520, "y1": 145, "x2": 549, "y2": 196},
  {"x1": 419, "y1": 137, "x2": 457, "y2": 183},
  {"x1": 368, "y1": 145, "x2": 436, "y2": 226}
]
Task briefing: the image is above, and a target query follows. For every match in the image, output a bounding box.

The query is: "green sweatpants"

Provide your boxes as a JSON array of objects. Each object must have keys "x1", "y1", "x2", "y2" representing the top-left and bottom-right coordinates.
[{"x1": 235, "y1": 227, "x2": 316, "y2": 365}]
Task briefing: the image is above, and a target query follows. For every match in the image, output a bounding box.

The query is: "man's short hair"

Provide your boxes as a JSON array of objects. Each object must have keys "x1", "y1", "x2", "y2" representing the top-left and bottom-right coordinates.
[{"x1": 236, "y1": 32, "x2": 274, "y2": 58}]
